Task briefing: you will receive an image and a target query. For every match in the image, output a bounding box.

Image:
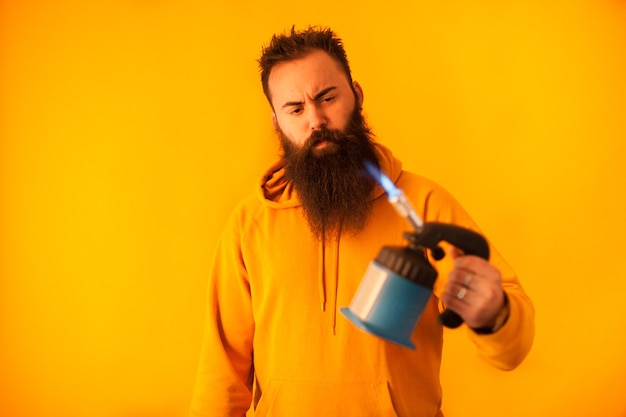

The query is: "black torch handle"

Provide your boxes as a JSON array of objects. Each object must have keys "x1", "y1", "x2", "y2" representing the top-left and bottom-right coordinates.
[{"x1": 417, "y1": 223, "x2": 490, "y2": 329}]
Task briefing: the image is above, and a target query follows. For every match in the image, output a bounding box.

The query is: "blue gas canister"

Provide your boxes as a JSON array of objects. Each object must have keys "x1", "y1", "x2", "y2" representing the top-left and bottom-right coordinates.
[
  {"x1": 340, "y1": 223, "x2": 490, "y2": 349},
  {"x1": 340, "y1": 243, "x2": 437, "y2": 349}
]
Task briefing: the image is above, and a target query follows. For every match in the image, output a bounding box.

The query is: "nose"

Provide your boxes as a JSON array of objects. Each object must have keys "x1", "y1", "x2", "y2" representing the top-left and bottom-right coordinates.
[{"x1": 308, "y1": 105, "x2": 327, "y2": 131}]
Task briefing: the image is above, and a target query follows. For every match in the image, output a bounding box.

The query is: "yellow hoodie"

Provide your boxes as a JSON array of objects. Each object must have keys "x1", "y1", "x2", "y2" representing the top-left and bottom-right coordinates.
[{"x1": 190, "y1": 144, "x2": 534, "y2": 417}]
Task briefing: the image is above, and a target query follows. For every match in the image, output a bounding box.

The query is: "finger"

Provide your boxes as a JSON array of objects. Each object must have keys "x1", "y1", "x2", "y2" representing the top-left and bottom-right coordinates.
[
  {"x1": 448, "y1": 268, "x2": 475, "y2": 287},
  {"x1": 450, "y1": 268, "x2": 475, "y2": 287},
  {"x1": 440, "y1": 292, "x2": 469, "y2": 322},
  {"x1": 448, "y1": 245, "x2": 465, "y2": 260},
  {"x1": 453, "y1": 254, "x2": 492, "y2": 272},
  {"x1": 456, "y1": 286, "x2": 469, "y2": 302},
  {"x1": 443, "y1": 280, "x2": 472, "y2": 305}
]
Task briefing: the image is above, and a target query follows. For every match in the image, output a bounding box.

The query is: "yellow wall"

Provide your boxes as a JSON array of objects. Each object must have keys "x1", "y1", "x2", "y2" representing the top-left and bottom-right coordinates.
[{"x1": 2, "y1": 1, "x2": 625, "y2": 416}]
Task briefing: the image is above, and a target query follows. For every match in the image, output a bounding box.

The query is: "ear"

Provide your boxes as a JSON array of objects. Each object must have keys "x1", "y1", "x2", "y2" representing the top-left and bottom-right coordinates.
[
  {"x1": 271, "y1": 113, "x2": 278, "y2": 131},
  {"x1": 353, "y1": 81, "x2": 364, "y2": 108}
]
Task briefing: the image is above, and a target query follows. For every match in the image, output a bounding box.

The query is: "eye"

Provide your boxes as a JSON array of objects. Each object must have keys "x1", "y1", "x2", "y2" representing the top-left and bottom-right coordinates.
[
  {"x1": 322, "y1": 95, "x2": 335, "y2": 103},
  {"x1": 290, "y1": 107, "x2": 303, "y2": 115}
]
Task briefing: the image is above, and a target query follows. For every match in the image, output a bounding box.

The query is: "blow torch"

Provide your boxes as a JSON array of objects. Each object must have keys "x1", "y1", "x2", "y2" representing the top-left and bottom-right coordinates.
[{"x1": 339, "y1": 161, "x2": 490, "y2": 349}]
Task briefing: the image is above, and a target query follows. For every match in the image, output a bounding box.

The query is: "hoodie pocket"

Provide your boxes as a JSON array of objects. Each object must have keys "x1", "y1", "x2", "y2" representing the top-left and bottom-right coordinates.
[{"x1": 253, "y1": 379, "x2": 398, "y2": 417}]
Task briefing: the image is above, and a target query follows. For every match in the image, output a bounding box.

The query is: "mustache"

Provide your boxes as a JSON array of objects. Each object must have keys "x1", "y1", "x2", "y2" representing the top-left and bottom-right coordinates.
[
  {"x1": 305, "y1": 128, "x2": 341, "y2": 149},
  {"x1": 303, "y1": 127, "x2": 366, "y2": 154}
]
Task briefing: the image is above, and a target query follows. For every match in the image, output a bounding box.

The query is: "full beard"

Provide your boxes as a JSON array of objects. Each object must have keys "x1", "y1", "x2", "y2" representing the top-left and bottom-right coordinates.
[{"x1": 278, "y1": 107, "x2": 379, "y2": 242}]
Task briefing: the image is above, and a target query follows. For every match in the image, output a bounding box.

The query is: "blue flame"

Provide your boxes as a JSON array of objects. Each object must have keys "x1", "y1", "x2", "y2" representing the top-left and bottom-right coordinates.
[{"x1": 363, "y1": 160, "x2": 401, "y2": 198}]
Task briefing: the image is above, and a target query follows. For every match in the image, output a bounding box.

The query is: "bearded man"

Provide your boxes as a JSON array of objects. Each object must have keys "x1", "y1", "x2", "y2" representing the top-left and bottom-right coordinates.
[{"x1": 190, "y1": 26, "x2": 535, "y2": 417}]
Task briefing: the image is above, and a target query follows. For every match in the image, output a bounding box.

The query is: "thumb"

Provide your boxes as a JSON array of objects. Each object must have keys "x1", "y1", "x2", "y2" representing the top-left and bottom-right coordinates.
[{"x1": 449, "y1": 245, "x2": 465, "y2": 260}]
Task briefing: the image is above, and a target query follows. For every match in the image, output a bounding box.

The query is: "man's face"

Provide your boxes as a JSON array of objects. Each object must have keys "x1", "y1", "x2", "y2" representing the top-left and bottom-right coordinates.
[
  {"x1": 266, "y1": 50, "x2": 378, "y2": 241},
  {"x1": 268, "y1": 49, "x2": 364, "y2": 148}
]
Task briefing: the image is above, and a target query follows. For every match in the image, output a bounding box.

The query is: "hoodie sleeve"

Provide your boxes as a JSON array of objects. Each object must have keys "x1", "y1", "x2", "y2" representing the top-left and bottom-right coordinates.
[
  {"x1": 423, "y1": 181, "x2": 535, "y2": 371},
  {"x1": 190, "y1": 207, "x2": 254, "y2": 417}
]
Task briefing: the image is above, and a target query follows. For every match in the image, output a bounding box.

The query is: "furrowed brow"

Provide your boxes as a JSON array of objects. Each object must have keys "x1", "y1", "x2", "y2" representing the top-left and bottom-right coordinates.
[
  {"x1": 313, "y1": 86, "x2": 337, "y2": 100},
  {"x1": 281, "y1": 99, "x2": 304, "y2": 109},
  {"x1": 280, "y1": 86, "x2": 338, "y2": 109}
]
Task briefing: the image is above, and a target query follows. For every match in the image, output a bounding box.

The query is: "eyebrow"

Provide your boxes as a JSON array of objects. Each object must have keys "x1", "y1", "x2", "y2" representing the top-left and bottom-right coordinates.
[{"x1": 281, "y1": 86, "x2": 338, "y2": 109}]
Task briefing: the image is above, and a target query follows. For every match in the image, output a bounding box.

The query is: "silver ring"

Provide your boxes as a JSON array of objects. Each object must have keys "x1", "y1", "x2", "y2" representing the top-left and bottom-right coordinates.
[
  {"x1": 463, "y1": 273, "x2": 474, "y2": 287},
  {"x1": 457, "y1": 287, "x2": 467, "y2": 300}
]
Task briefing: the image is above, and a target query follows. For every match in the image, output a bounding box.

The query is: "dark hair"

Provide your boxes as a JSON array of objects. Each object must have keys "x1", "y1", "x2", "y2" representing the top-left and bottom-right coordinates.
[{"x1": 258, "y1": 26, "x2": 353, "y2": 105}]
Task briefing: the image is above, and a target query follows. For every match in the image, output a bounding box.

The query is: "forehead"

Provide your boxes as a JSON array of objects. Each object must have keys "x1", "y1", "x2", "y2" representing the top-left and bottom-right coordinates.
[{"x1": 267, "y1": 50, "x2": 351, "y2": 106}]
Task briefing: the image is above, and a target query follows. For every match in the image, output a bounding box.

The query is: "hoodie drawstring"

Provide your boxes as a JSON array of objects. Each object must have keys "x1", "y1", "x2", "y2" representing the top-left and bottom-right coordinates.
[
  {"x1": 330, "y1": 234, "x2": 340, "y2": 335},
  {"x1": 317, "y1": 233, "x2": 341, "y2": 335},
  {"x1": 318, "y1": 242, "x2": 326, "y2": 312}
]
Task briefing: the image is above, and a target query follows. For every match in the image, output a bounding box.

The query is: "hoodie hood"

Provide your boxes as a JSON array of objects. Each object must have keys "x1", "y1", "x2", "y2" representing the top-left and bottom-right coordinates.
[{"x1": 257, "y1": 142, "x2": 403, "y2": 206}]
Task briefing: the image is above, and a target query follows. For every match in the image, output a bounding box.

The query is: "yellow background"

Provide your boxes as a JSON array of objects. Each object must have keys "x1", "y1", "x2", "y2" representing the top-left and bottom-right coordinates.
[{"x1": 2, "y1": 1, "x2": 625, "y2": 416}]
